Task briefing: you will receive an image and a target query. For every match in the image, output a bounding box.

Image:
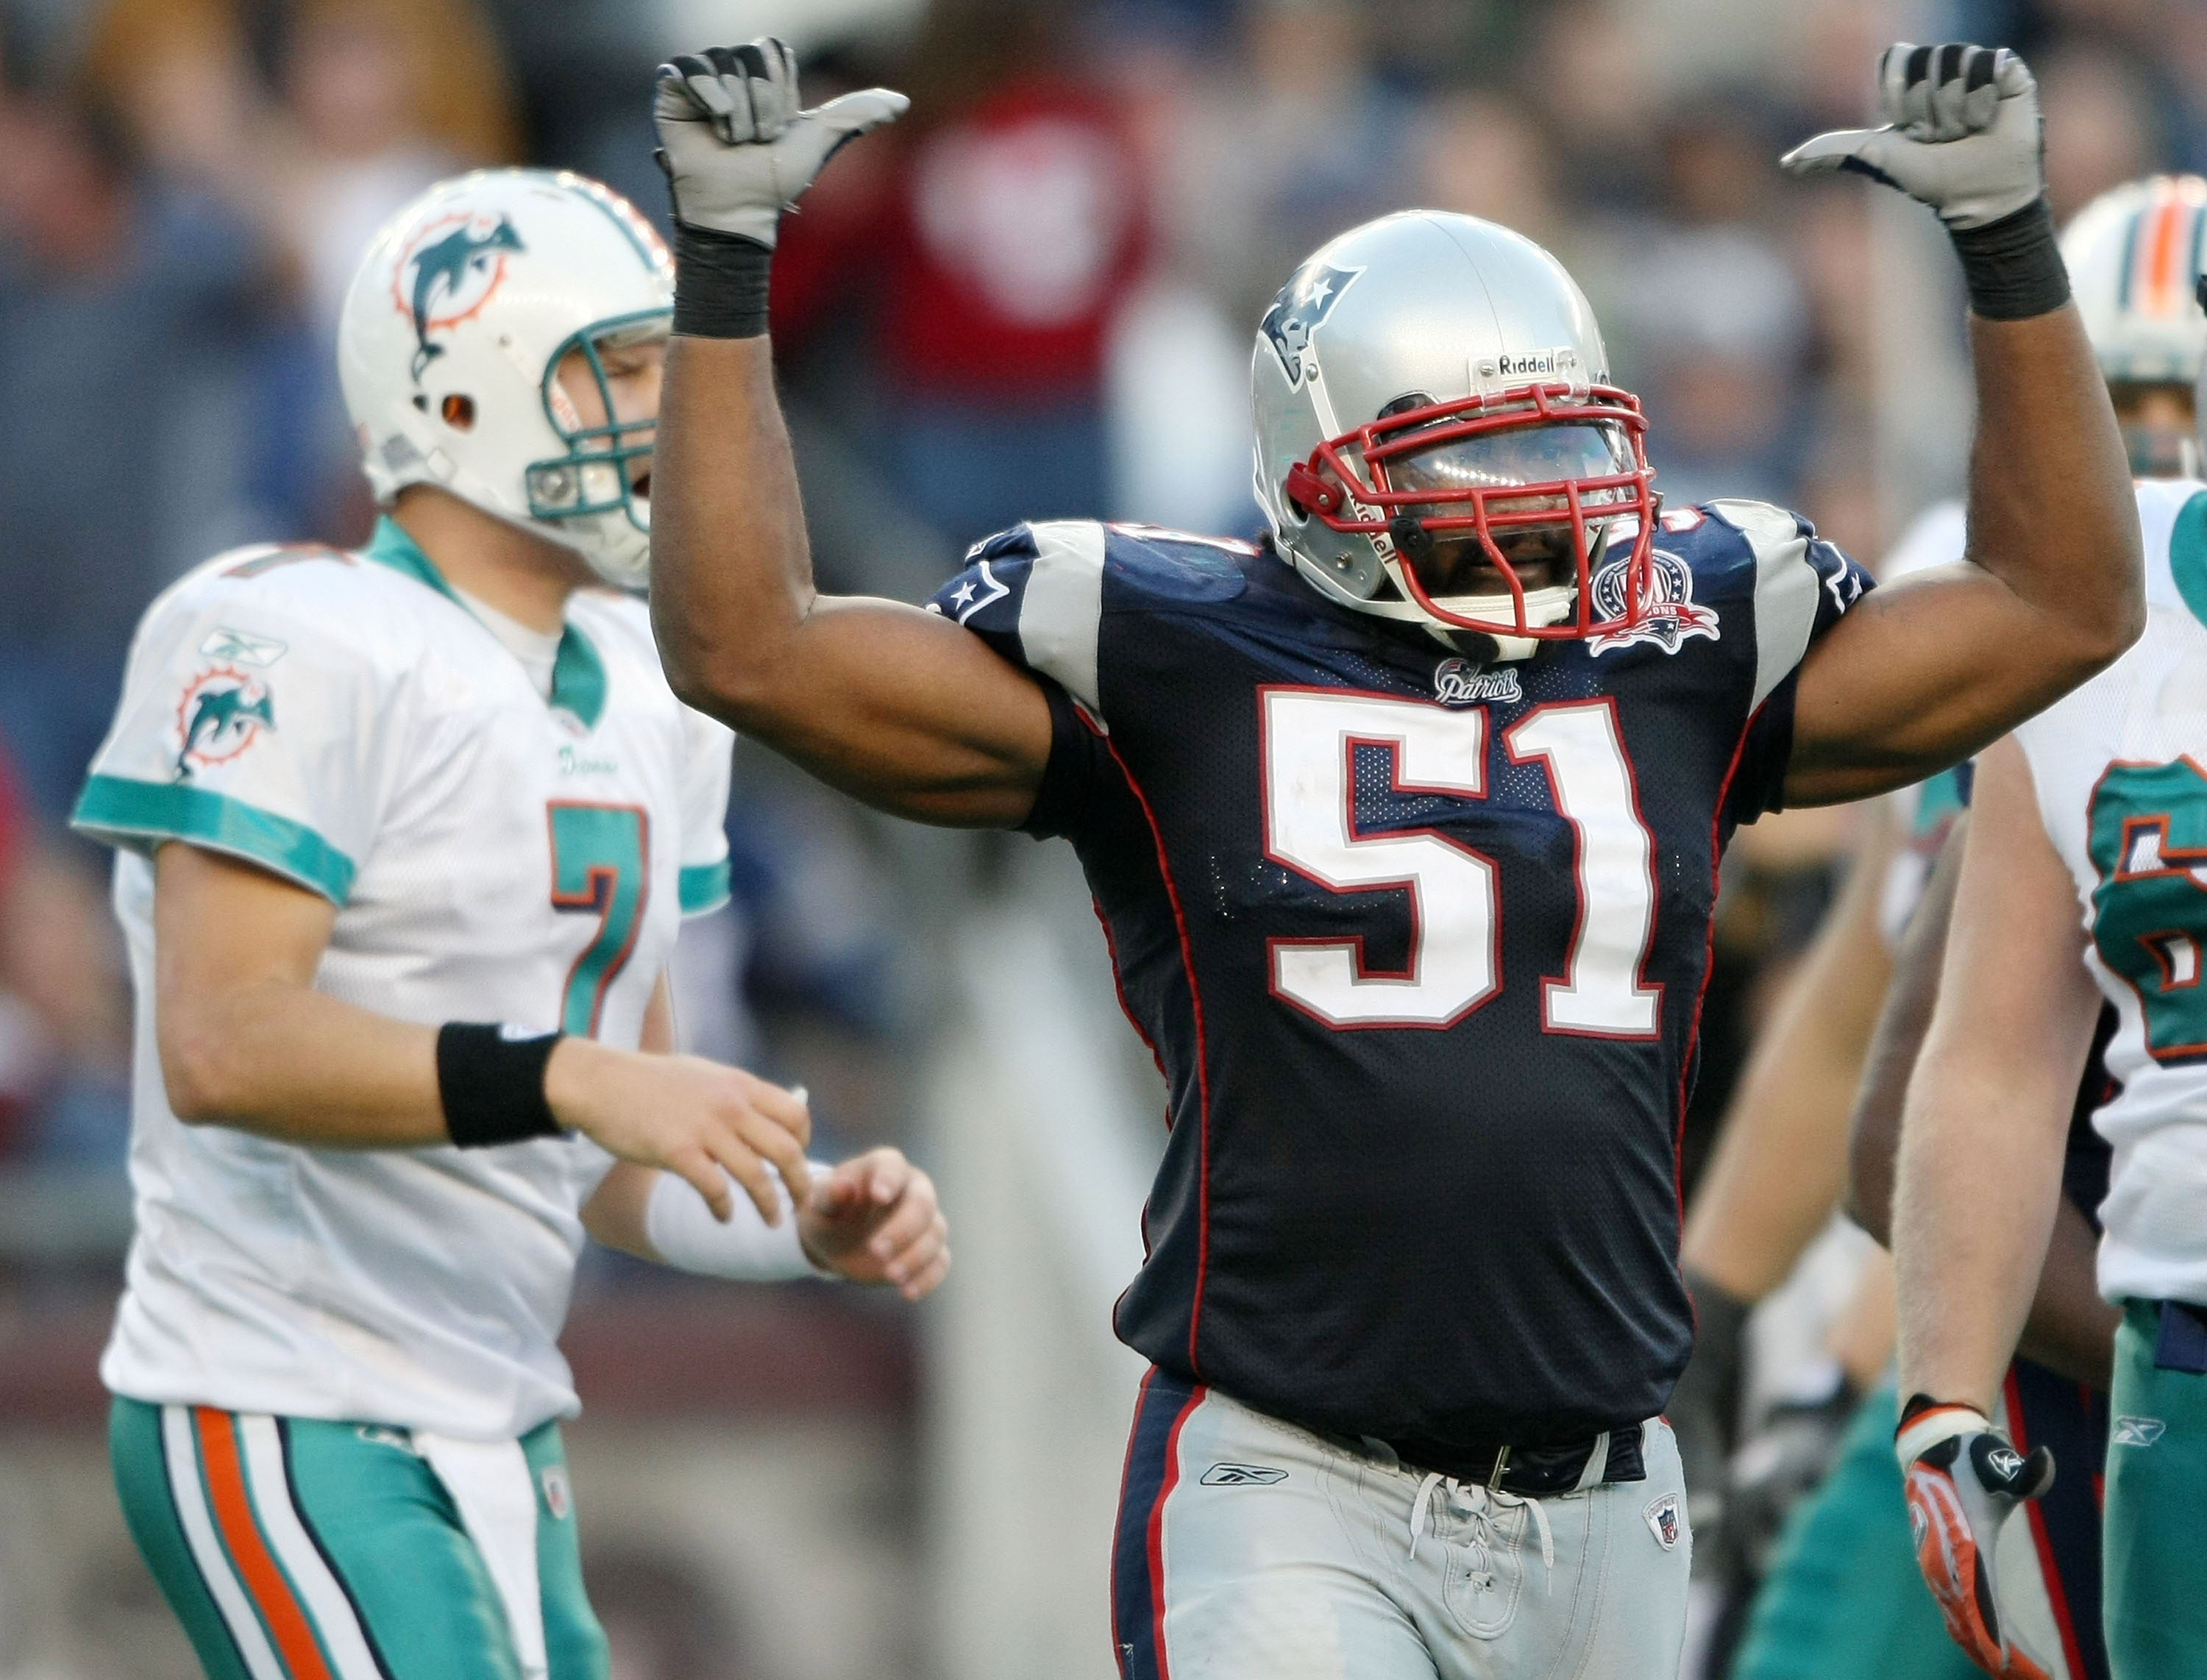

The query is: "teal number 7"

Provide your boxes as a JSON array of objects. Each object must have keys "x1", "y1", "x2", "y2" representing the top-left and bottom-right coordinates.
[{"x1": 548, "y1": 802, "x2": 650, "y2": 1037}]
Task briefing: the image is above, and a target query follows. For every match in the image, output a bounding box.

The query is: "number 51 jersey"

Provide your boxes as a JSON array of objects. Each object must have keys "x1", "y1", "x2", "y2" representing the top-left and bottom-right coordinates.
[
  {"x1": 71, "y1": 517, "x2": 735, "y2": 1440},
  {"x1": 932, "y1": 508, "x2": 1871, "y2": 1462}
]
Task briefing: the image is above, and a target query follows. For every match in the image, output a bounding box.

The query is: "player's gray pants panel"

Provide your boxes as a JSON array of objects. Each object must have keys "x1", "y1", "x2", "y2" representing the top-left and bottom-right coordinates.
[{"x1": 1151, "y1": 1387, "x2": 1691, "y2": 1680}]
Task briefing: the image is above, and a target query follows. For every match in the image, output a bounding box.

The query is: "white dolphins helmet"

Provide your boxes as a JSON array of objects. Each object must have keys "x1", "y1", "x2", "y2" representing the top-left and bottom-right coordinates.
[
  {"x1": 338, "y1": 168, "x2": 674, "y2": 588},
  {"x1": 1251, "y1": 211, "x2": 1659, "y2": 661},
  {"x1": 2060, "y1": 174, "x2": 2207, "y2": 476}
]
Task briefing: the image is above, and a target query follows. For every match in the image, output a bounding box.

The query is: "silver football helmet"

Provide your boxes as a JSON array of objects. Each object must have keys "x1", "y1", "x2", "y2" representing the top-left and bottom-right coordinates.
[{"x1": 1251, "y1": 211, "x2": 1659, "y2": 661}]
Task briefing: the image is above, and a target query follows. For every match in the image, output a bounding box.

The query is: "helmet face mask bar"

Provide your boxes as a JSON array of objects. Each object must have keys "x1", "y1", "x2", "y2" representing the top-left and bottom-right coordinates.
[
  {"x1": 1281, "y1": 381, "x2": 1661, "y2": 644},
  {"x1": 528, "y1": 310, "x2": 668, "y2": 533}
]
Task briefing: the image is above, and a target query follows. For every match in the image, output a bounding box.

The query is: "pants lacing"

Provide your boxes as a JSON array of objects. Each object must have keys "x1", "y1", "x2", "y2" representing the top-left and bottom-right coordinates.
[{"x1": 1407, "y1": 1470, "x2": 1555, "y2": 1590}]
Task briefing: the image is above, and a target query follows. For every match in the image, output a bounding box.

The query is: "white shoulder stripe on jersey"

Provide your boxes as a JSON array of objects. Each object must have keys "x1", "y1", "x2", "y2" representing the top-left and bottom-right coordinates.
[
  {"x1": 1710, "y1": 499, "x2": 1822, "y2": 712},
  {"x1": 238, "y1": 1415, "x2": 388, "y2": 1680},
  {"x1": 160, "y1": 1406, "x2": 288, "y2": 1680},
  {"x1": 1018, "y1": 520, "x2": 1109, "y2": 723}
]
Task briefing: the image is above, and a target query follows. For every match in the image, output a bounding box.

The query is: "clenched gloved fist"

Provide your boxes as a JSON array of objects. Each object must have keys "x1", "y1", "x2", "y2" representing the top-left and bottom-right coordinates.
[
  {"x1": 653, "y1": 39, "x2": 908, "y2": 248},
  {"x1": 1780, "y1": 43, "x2": 2042, "y2": 230},
  {"x1": 1896, "y1": 1397, "x2": 2057, "y2": 1680}
]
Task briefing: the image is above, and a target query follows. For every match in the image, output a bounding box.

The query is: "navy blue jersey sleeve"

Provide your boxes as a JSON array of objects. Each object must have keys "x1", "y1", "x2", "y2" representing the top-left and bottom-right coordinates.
[
  {"x1": 1705, "y1": 502, "x2": 1875, "y2": 824},
  {"x1": 925, "y1": 522, "x2": 1115, "y2": 840}
]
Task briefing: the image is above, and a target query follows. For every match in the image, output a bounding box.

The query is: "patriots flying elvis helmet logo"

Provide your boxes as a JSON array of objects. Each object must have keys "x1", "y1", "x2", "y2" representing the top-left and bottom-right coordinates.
[
  {"x1": 1262, "y1": 262, "x2": 1362, "y2": 388},
  {"x1": 392, "y1": 211, "x2": 526, "y2": 381}
]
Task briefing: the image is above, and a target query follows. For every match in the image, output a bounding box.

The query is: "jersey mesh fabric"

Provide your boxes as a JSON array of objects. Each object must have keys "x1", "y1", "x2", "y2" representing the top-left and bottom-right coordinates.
[{"x1": 933, "y1": 513, "x2": 1872, "y2": 1459}]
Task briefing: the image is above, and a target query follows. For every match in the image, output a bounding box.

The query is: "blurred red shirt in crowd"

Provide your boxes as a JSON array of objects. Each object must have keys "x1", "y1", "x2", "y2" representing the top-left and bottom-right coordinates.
[{"x1": 773, "y1": 71, "x2": 1148, "y2": 401}]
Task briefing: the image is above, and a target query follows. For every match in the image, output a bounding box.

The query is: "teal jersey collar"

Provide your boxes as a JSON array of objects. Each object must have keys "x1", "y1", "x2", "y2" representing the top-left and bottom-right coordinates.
[{"x1": 363, "y1": 516, "x2": 607, "y2": 730}]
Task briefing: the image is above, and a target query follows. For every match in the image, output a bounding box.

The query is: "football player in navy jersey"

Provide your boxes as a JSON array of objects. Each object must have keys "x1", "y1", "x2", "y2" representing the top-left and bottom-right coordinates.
[{"x1": 645, "y1": 38, "x2": 2144, "y2": 1680}]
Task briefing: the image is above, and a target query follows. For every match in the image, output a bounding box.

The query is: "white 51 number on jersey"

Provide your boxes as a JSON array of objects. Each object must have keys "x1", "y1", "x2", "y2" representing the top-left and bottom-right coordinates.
[{"x1": 1261, "y1": 689, "x2": 1660, "y2": 1035}]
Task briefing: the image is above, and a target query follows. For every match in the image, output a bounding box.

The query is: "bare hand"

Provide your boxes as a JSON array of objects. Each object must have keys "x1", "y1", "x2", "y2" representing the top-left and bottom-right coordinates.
[
  {"x1": 546, "y1": 1039, "x2": 811, "y2": 1226},
  {"x1": 798, "y1": 1147, "x2": 949, "y2": 1300}
]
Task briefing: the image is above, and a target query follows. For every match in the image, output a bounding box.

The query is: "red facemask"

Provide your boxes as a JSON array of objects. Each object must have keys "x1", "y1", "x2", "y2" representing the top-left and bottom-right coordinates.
[{"x1": 1282, "y1": 382, "x2": 1662, "y2": 641}]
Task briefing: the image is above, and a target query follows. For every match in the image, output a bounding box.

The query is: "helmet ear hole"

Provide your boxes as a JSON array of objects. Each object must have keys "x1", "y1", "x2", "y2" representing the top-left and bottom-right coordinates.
[{"x1": 441, "y1": 394, "x2": 477, "y2": 431}]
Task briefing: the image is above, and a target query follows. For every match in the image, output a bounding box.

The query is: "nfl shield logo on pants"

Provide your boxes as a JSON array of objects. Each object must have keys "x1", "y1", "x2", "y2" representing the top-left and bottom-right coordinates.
[{"x1": 1644, "y1": 1491, "x2": 1683, "y2": 1551}]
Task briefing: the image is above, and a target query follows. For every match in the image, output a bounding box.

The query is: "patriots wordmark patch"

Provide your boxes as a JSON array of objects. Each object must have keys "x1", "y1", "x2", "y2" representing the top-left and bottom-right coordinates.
[
  {"x1": 1643, "y1": 1491, "x2": 1683, "y2": 1551},
  {"x1": 1261, "y1": 262, "x2": 1362, "y2": 388},
  {"x1": 174, "y1": 667, "x2": 274, "y2": 780},
  {"x1": 2114, "y1": 1415, "x2": 2167, "y2": 1448},
  {"x1": 1434, "y1": 658, "x2": 1522, "y2": 707},
  {"x1": 1587, "y1": 548, "x2": 1719, "y2": 658},
  {"x1": 1201, "y1": 1462, "x2": 1289, "y2": 1486}
]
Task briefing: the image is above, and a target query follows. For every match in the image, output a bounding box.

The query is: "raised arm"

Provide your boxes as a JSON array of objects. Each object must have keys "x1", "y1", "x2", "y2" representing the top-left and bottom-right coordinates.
[
  {"x1": 647, "y1": 43, "x2": 1052, "y2": 829},
  {"x1": 1779, "y1": 46, "x2": 2142, "y2": 807}
]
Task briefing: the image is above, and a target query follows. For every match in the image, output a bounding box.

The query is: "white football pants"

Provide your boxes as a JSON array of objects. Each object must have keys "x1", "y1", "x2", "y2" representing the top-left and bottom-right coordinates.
[{"x1": 1112, "y1": 1371, "x2": 1691, "y2": 1680}]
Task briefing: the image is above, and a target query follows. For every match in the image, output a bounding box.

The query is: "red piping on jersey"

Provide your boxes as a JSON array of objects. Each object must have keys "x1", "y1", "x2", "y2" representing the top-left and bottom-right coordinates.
[
  {"x1": 2003, "y1": 1368, "x2": 2091, "y2": 1680},
  {"x1": 1105, "y1": 736, "x2": 1214, "y2": 1378},
  {"x1": 1678, "y1": 705, "x2": 1759, "y2": 1230},
  {"x1": 1147, "y1": 1381, "x2": 1206, "y2": 1680},
  {"x1": 1093, "y1": 896, "x2": 1170, "y2": 1092}
]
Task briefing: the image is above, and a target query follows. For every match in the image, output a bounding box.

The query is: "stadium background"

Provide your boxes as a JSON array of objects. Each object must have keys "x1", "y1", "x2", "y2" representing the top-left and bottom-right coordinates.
[{"x1": 0, "y1": 0, "x2": 2196, "y2": 1675}]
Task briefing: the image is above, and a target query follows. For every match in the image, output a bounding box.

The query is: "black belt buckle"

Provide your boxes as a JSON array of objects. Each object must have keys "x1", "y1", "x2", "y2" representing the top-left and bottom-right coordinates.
[{"x1": 2154, "y1": 1299, "x2": 2207, "y2": 1373}]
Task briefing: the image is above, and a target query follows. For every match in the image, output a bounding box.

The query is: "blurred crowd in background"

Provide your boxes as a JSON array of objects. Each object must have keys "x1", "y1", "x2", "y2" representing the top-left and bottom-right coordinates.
[{"x1": 0, "y1": 0, "x2": 2202, "y2": 1675}]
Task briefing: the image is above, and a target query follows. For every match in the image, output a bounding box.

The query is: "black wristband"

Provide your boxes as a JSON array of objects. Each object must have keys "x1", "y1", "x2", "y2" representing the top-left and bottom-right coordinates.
[
  {"x1": 437, "y1": 1022, "x2": 564, "y2": 1147},
  {"x1": 1949, "y1": 197, "x2": 2070, "y2": 321},
  {"x1": 672, "y1": 221, "x2": 775, "y2": 339}
]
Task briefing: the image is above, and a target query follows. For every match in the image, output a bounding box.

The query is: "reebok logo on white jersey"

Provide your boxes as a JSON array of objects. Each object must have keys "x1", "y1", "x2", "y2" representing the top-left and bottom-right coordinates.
[{"x1": 200, "y1": 627, "x2": 289, "y2": 667}]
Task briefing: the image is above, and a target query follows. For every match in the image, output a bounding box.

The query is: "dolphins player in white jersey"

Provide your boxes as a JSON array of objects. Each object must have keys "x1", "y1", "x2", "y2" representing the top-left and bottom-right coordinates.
[
  {"x1": 1891, "y1": 224, "x2": 2207, "y2": 1679},
  {"x1": 68, "y1": 169, "x2": 949, "y2": 1680}
]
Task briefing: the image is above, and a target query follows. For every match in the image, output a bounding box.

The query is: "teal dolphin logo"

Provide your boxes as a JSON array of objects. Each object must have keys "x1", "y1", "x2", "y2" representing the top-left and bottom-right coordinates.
[
  {"x1": 400, "y1": 213, "x2": 525, "y2": 380},
  {"x1": 174, "y1": 669, "x2": 275, "y2": 778}
]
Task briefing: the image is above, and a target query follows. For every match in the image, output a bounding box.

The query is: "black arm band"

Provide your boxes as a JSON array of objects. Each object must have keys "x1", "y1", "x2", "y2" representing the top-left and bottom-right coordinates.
[
  {"x1": 672, "y1": 222, "x2": 775, "y2": 340},
  {"x1": 437, "y1": 1022, "x2": 564, "y2": 1148},
  {"x1": 1949, "y1": 198, "x2": 2070, "y2": 321}
]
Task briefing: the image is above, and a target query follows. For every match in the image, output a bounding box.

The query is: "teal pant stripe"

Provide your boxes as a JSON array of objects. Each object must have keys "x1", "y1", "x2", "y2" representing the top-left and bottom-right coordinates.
[
  {"x1": 275, "y1": 1420, "x2": 396, "y2": 1680},
  {"x1": 114, "y1": 1400, "x2": 608, "y2": 1680},
  {"x1": 111, "y1": 1399, "x2": 259, "y2": 1680}
]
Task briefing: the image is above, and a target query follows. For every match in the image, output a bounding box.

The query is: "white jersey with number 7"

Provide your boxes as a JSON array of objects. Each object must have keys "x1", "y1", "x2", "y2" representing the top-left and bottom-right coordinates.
[{"x1": 71, "y1": 516, "x2": 734, "y2": 1439}]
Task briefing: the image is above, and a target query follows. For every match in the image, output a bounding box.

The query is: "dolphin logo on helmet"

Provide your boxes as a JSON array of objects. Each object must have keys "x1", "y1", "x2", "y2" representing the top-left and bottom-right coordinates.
[
  {"x1": 342, "y1": 171, "x2": 674, "y2": 590},
  {"x1": 400, "y1": 214, "x2": 526, "y2": 380}
]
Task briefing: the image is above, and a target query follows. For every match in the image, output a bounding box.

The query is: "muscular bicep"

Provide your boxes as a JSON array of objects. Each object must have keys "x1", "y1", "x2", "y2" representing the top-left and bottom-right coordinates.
[
  {"x1": 662, "y1": 591, "x2": 1054, "y2": 827},
  {"x1": 1785, "y1": 564, "x2": 2100, "y2": 807}
]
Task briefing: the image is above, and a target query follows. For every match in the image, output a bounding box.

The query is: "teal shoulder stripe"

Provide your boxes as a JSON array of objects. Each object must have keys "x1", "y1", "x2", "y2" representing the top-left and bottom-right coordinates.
[
  {"x1": 72, "y1": 776, "x2": 356, "y2": 904},
  {"x1": 678, "y1": 858, "x2": 731, "y2": 916}
]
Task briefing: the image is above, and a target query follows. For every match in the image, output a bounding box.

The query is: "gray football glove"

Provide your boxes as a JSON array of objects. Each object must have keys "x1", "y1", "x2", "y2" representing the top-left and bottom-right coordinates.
[
  {"x1": 653, "y1": 39, "x2": 909, "y2": 247},
  {"x1": 1781, "y1": 43, "x2": 2042, "y2": 229}
]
